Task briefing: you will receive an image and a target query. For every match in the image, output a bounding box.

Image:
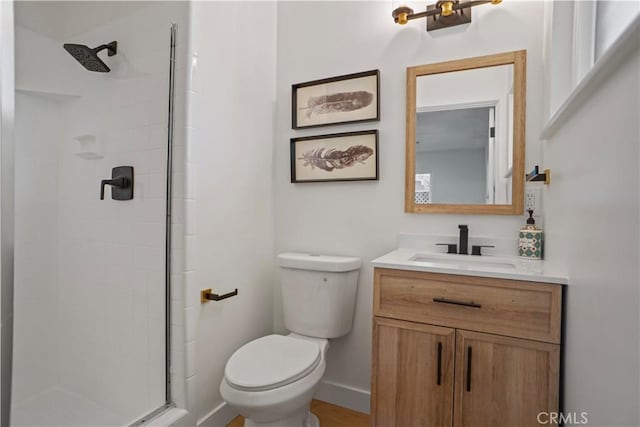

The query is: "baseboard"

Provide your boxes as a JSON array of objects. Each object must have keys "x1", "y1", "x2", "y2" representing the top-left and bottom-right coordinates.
[
  {"x1": 197, "y1": 401, "x2": 238, "y2": 427},
  {"x1": 314, "y1": 379, "x2": 371, "y2": 415},
  {"x1": 196, "y1": 381, "x2": 370, "y2": 426}
]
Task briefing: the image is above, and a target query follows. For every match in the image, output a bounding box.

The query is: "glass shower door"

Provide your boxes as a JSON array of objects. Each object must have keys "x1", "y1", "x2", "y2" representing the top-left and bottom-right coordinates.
[{"x1": 10, "y1": 2, "x2": 184, "y2": 425}]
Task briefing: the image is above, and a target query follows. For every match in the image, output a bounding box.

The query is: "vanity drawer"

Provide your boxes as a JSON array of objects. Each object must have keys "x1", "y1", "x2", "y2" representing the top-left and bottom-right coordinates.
[{"x1": 373, "y1": 268, "x2": 562, "y2": 343}]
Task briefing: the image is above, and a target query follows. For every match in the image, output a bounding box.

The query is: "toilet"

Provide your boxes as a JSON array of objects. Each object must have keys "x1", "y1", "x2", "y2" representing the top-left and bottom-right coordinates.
[{"x1": 220, "y1": 252, "x2": 361, "y2": 427}]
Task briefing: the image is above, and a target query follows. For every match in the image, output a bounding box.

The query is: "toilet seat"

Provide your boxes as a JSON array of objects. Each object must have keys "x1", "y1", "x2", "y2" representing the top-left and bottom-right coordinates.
[{"x1": 224, "y1": 335, "x2": 321, "y2": 392}]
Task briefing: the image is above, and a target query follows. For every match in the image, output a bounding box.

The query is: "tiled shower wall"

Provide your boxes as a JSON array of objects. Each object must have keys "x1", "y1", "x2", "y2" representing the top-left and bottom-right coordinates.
[
  {"x1": 13, "y1": 90, "x2": 63, "y2": 407},
  {"x1": 13, "y1": 2, "x2": 189, "y2": 424}
]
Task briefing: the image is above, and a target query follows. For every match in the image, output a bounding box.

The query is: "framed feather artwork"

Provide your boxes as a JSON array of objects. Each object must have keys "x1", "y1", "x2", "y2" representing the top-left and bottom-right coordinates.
[
  {"x1": 290, "y1": 130, "x2": 379, "y2": 183},
  {"x1": 292, "y1": 70, "x2": 380, "y2": 129}
]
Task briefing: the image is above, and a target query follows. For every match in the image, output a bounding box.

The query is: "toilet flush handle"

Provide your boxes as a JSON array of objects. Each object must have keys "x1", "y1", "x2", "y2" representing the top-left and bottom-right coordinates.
[{"x1": 201, "y1": 288, "x2": 238, "y2": 303}]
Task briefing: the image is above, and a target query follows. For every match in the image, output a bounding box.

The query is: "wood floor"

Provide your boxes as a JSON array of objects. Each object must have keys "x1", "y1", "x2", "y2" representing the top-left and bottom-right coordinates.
[{"x1": 227, "y1": 399, "x2": 369, "y2": 427}]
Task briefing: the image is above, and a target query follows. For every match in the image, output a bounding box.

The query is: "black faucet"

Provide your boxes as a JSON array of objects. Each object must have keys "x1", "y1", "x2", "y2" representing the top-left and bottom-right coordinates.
[{"x1": 458, "y1": 224, "x2": 469, "y2": 255}]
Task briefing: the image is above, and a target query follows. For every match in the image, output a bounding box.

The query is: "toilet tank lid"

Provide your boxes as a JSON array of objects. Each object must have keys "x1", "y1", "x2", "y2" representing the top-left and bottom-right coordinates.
[{"x1": 278, "y1": 252, "x2": 361, "y2": 272}]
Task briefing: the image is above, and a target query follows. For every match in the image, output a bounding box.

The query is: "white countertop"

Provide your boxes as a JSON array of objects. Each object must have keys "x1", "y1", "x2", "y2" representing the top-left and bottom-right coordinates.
[{"x1": 372, "y1": 247, "x2": 568, "y2": 285}]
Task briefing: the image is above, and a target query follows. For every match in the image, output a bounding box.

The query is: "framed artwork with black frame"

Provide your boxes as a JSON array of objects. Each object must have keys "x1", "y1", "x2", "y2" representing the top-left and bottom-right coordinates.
[
  {"x1": 292, "y1": 70, "x2": 380, "y2": 129},
  {"x1": 290, "y1": 130, "x2": 379, "y2": 183}
]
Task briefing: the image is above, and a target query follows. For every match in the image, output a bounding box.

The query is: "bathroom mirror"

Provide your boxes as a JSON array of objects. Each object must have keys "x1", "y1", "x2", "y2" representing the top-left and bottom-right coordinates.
[{"x1": 405, "y1": 50, "x2": 526, "y2": 215}]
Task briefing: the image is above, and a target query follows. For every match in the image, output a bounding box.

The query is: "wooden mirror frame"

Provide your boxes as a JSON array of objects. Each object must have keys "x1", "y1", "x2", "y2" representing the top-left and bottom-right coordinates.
[{"x1": 405, "y1": 50, "x2": 526, "y2": 215}]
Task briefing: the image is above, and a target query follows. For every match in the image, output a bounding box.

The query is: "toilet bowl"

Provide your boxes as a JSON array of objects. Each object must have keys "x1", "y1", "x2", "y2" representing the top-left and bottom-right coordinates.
[
  {"x1": 219, "y1": 252, "x2": 361, "y2": 427},
  {"x1": 220, "y1": 334, "x2": 328, "y2": 427}
]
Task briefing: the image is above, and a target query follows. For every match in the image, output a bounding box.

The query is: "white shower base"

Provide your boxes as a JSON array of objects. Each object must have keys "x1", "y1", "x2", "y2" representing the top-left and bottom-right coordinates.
[
  {"x1": 11, "y1": 387, "x2": 188, "y2": 427},
  {"x1": 11, "y1": 387, "x2": 121, "y2": 426}
]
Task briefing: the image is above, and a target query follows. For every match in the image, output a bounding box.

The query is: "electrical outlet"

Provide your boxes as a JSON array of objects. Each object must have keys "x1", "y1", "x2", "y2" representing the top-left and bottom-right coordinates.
[
  {"x1": 524, "y1": 186, "x2": 541, "y2": 216},
  {"x1": 525, "y1": 191, "x2": 536, "y2": 211}
]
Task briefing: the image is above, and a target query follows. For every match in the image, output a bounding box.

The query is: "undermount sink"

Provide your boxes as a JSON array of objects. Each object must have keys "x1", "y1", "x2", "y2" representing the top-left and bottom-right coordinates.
[
  {"x1": 409, "y1": 253, "x2": 518, "y2": 269},
  {"x1": 370, "y1": 234, "x2": 568, "y2": 284}
]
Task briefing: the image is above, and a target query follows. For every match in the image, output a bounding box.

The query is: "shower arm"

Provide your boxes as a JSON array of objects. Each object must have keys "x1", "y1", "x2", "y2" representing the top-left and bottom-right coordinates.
[{"x1": 94, "y1": 41, "x2": 117, "y2": 57}]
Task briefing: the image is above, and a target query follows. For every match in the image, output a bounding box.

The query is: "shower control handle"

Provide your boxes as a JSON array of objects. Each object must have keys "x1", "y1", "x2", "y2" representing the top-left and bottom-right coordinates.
[
  {"x1": 100, "y1": 177, "x2": 128, "y2": 200},
  {"x1": 100, "y1": 166, "x2": 134, "y2": 200}
]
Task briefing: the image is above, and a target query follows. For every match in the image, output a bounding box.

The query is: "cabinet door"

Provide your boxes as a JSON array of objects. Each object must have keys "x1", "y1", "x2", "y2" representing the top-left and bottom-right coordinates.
[
  {"x1": 371, "y1": 317, "x2": 455, "y2": 427},
  {"x1": 453, "y1": 330, "x2": 560, "y2": 427}
]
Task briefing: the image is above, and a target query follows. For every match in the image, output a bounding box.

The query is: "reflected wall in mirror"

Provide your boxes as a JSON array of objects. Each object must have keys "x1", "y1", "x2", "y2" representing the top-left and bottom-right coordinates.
[{"x1": 406, "y1": 51, "x2": 526, "y2": 215}]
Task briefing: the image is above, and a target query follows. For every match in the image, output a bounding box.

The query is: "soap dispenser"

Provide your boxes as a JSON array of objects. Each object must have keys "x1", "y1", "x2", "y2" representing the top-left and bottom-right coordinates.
[{"x1": 519, "y1": 210, "x2": 543, "y2": 259}]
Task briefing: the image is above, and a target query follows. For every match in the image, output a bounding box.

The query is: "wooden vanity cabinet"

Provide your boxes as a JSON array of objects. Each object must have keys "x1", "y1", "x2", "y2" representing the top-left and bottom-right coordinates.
[
  {"x1": 371, "y1": 268, "x2": 563, "y2": 427},
  {"x1": 372, "y1": 317, "x2": 455, "y2": 426},
  {"x1": 452, "y1": 330, "x2": 559, "y2": 427}
]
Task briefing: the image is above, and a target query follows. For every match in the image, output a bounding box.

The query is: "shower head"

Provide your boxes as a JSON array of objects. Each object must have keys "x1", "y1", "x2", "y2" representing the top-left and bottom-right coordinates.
[{"x1": 63, "y1": 41, "x2": 117, "y2": 73}]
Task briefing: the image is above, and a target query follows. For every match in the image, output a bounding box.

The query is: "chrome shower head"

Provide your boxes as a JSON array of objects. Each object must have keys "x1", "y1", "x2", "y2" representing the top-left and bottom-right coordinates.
[{"x1": 63, "y1": 41, "x2": 117, "y2": 73}]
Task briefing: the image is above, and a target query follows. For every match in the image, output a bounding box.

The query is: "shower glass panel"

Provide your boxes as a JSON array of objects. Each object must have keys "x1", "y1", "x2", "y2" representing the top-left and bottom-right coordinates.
[{"x1": 10, "y1": 2, "x2": 185, "y2": 425}]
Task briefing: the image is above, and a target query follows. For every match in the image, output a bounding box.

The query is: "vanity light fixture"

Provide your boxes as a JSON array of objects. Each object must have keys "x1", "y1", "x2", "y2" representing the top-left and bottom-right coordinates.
[{"x1": 392, "y1": 0, "x2": 502, "y2": 32}]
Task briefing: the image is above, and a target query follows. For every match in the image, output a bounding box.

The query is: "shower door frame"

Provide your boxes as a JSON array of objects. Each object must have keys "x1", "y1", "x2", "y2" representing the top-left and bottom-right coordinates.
[
  {"x1": 0, "y1": 11, "x2": 179, "y2": 426},
  {"x1": 0, "y1": 1, "x2": 15, "y2": 426},
  {"x1": 130, "y1": 22, "x2": 179, "y2": 426}
]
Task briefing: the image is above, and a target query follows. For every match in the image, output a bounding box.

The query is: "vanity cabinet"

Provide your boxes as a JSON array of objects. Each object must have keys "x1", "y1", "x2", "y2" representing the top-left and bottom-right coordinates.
[
  {"x1": 372, "y1": 317, "x2": 455, "y2": 426},
  {"x1": 371, "y1": 268, "x2": 563, "y2": 427},
  {"x1": 452, "y1": 330, "x2": 559, "y2": 427}
]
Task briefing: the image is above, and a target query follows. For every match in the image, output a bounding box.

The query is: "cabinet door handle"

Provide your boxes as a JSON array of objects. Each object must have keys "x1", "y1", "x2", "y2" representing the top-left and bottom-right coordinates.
[
  {"x1": 436, "y1": 342, "x2": 442, "y2": 386},
  {"x1": 433, "y1": 297, "x2": 482, "y2": 309},
  {"x1": 466, "y1": 346, "x2": 472, "y2": 392}
]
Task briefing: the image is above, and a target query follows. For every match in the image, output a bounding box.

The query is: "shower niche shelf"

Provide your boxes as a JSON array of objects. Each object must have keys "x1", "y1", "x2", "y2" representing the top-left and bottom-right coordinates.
[
  {"x1": 16, "y1": 86, "x2": 82, "y2": 101},
  {"x1": 73, "y1": 134, "x2": 104, "y2": 160}
]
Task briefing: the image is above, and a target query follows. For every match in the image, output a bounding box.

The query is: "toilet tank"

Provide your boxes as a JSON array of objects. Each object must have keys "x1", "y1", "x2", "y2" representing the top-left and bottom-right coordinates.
[{"x1": 277, "y1": 253, "x2": 361, "y2": 339}]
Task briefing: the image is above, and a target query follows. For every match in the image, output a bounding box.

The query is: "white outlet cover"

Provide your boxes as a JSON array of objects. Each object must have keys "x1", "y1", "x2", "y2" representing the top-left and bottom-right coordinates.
[{"x1": 524, "y1": 186, "x2": 542, "y2": 217}]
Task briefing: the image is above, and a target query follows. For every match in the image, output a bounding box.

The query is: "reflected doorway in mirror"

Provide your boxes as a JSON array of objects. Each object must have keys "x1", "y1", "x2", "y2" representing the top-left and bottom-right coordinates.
[{"x1": 414, "y1": 103, "x2": 509, "y2": 205}]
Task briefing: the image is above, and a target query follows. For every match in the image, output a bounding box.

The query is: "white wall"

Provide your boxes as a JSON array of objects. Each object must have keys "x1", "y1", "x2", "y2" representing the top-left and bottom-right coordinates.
[
  {"x1": 274, "y1": 1, "x2": 545, "y2": 412},
  {"x1": 14, "y1": 25, "x2": 82, "y2": 96},
  {"x1": 543, "y1": 50, "x2": 639, "y2": 426},
  {"x1": 12, "y1": 92, "x2": 61, "y2": 407},
  {"x1": 416, "y1": 64, "x2": 511, "y2": 108},
  {"x1": 185, "y1": 2, "x2": 277, "y2": 425}
]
